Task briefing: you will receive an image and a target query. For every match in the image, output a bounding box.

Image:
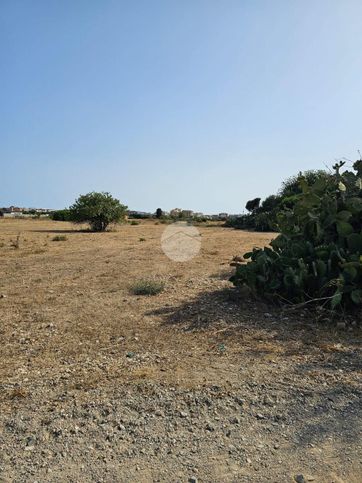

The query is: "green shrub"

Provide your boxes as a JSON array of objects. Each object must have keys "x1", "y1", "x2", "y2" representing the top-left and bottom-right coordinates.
[
  {"x1": 226, "y1": 213, "x2": 277, "y2": 232},
  {"x1": 130, "y1": 279, "x2": 165, "y2": 296},
  {"x1": 130, "y1": 220, "x2": 140, "y2": 225},
  {"x1": 51, "y1": 209, "x2": 72, "y2": 221},
  {"x1": 139, "y1": 237, "x2": 146, "y2": 242},
  {"x1": 231, "y1": 160, "x2": 362, "y2": 310},
  {"x1": 52, "y1": 235, "x2": 68, "y2": 242}
]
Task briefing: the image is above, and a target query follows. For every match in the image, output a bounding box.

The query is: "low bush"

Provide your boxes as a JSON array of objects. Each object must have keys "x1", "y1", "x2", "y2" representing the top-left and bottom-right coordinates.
[
  {"x1": 51, "y1": 209, "x2": 72, "y2": 221},
  {"x1": 231, "y1": 160, "x2": 362, "y2": 311},
  {"x1": 52, "y1": 235, "x2": 68, "y2": 242},
  {"x1": 10, "y1": 234, "x2": 20, "y2": 249},
  {"x1": 130, "y1": 220, "x2": 140, "y2": 225},
  {"x1": 130, "y1": 279, "x2": 165, "y2": 296}
]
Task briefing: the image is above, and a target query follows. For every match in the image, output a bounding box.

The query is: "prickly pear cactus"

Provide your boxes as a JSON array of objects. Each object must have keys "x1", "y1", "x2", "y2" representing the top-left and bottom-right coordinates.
[{"x1": 231, "y1": 160, "x2": 362, "y2": 309}]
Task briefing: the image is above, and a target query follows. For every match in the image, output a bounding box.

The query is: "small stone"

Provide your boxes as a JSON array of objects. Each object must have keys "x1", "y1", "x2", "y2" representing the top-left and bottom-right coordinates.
[
  {"x1": 179, "y1": 411, "x2": 188, "y2": 418},
  {"x1": 294, "y1": 475, "x2": 306, "y2": 483},
  {"x1": 256, "y1": 413, "x2": 265, "y2": 420},
  {"x1": 189, "y1": 478, "x2": 198, "y2": 483},
  {"x1": 234, "y1": 397, "x2": 244, "y2": 406},
  {"x1": 0, "y1": 294, "x2": 6, "y2": 298},
  {"x1": 263, "y1": 395, "x2": 274, "y2": 406},
  {"x1": 337, "y1": 321, "x2": 346, "y2": 330},
  {"x1": 205, "y1": 423, "x2": 215, "y2": 432}
]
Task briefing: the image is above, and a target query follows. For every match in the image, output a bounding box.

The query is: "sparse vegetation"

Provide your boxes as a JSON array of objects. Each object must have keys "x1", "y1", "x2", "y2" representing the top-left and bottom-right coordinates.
[
  {"x1": 130, "y1": 278, "x2": 165, "y2": 296},
  {"x1": 130, "y1": 220, "x2": 140, "y2": 225},
  {"x1": 0, "y1": 217, "x2": 360, "y2": 482}
]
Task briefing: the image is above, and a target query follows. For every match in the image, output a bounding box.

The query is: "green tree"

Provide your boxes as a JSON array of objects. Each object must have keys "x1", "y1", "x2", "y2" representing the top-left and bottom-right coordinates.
[
  {"x1": 245, "y1": 197, "x2": 261, "y2": 213},
  {"x1": 156, "y1": 208, "x2": 163, "y2": 218},
  {"x1": 69, "y1": 192, "x2": 127, "y2": 231}
]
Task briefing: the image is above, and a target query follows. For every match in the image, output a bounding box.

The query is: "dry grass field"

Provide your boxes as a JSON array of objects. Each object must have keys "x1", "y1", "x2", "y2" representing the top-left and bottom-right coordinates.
[{"x1": 0, "y1": 218, "x2": 361, "y2": 482}]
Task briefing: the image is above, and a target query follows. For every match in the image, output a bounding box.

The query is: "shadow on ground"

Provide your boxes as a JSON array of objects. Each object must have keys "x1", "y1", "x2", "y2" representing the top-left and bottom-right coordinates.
[
  {"x1": 147, "y1": 286, "x2": 361, "y2": 344},
  {"x1": 30, "y1": 229, "x2": 93, "y2": 234},
  {"x1": 147, "y1": 287, "x2": 362, "y2": 453}
]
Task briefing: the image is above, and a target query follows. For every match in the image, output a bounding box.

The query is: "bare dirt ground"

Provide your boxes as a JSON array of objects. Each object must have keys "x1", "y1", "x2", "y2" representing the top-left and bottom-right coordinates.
[{"x1": 0, "y1": 218, "x2": 361, "y2": 483}]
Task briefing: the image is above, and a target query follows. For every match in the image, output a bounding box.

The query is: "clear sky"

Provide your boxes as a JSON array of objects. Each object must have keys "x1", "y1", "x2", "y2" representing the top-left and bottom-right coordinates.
[{"x1": 1, "y1": 1, "x2": 362, "y2": 213}]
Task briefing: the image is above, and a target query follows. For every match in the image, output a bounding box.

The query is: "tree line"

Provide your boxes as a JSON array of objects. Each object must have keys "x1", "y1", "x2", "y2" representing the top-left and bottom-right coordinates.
[{"x1": 226, "y1": 170, "x2": 332, "y2": 232}]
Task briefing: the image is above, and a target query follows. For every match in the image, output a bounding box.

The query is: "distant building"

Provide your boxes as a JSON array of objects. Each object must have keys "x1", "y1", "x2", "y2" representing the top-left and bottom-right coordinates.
[
  {"x1": 170, "y1": 208, "x2": 182, "y2": 218},
  {"x1": 0, "y1": 206, "x2": 53, "y2": 218}
]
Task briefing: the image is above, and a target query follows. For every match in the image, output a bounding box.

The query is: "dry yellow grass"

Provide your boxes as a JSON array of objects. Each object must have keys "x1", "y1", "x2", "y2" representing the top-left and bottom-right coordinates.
[
  {"x1": 0, "y1": 218, "x2": 277, "y2": 393},
  {"x1": 0, "y1": 217, "x2": 360, "y2": 399}
]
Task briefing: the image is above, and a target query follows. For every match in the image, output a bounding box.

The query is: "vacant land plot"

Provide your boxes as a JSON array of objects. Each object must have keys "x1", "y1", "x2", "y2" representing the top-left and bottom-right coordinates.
[{"x1": 0, "y1": 219, "x2": 361, "y2": 482}]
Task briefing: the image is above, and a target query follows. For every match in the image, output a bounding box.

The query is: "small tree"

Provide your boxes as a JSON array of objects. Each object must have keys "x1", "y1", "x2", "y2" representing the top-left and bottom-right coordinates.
[
  {"x1": 245, "y1": 197, "x2": 261, "y2": 213},
  {"x1": 69, "y1": 192, "x2": 127, "y2": 231},
  {"x1": 156, "y1": 208, "x2": 163, "y2": 218}
]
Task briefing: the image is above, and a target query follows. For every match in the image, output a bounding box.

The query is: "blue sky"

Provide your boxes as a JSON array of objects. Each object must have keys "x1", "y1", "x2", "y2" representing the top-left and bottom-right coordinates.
[{"x1": 1, "y1": 1, "x2": 362, "y2": 213}]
